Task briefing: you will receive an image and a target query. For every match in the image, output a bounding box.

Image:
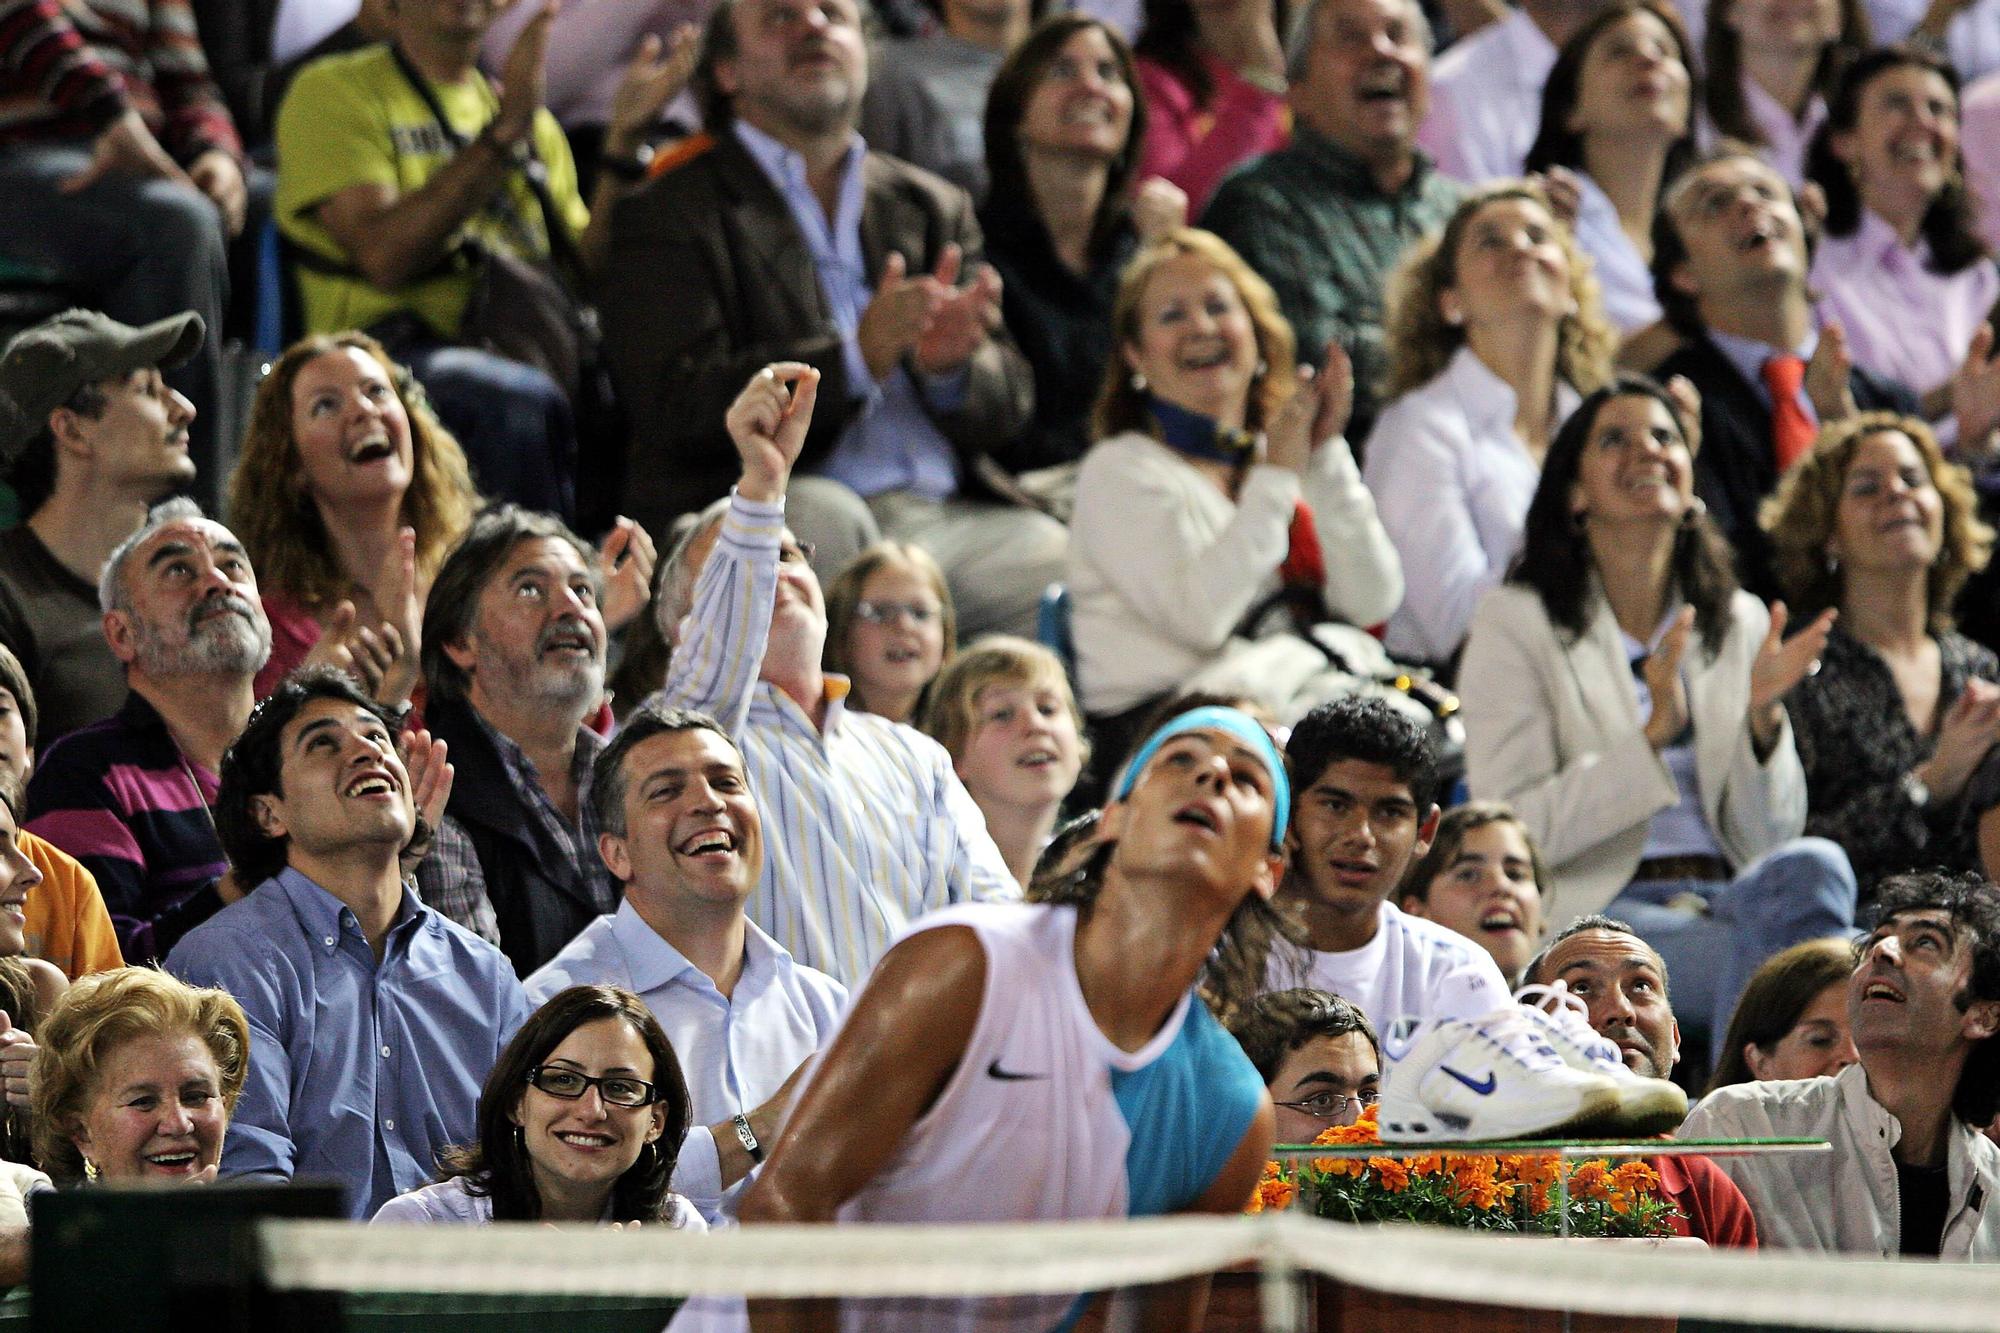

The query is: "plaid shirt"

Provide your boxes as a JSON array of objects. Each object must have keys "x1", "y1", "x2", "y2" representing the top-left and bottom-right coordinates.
[{"x1": 1203, "y1": 125, "x2": 1462, "y2": 447}]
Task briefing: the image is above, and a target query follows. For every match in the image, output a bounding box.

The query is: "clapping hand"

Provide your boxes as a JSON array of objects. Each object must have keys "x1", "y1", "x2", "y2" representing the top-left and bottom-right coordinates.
[
  {"x1": 728, "y1": 364, "x2": 821, "y2": 502},
  {"x1": 913, "y1": 250, "x2": 1003, "y2": 378},
  {"x1": 1953, "y1": 323, "x2": 2000, "y2": 455},
  {"x1": 597, "y1": 517, "x2": 658, "y2": 633},
  {"x1": 604, "y1": 25, "x2": 699, "y2": 159},
  {"x1": 1918, "y1": 678, "x2": 2000, "y2": 804},
  {"x1": 1748, "y1": 601, "x2": 1835, "y2": 750},
  {"x1": 0, "y1": 1012, "x2": 33, "y2": 1111},
  {"x1": 1805, "y1": 319, "x2": 1856, "y2": 423},
  {"x1": 1641, "y1": 607, "x2": 1694, "y2": 751},
  {"x1": 397, "y1": 728, "x2": 453, "y2": 875}
]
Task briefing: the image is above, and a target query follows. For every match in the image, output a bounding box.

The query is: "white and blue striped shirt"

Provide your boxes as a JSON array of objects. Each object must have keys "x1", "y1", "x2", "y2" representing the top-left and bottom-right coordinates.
[{"x1": 646, "y1": 491, "x2": 1018, "y2": 986}]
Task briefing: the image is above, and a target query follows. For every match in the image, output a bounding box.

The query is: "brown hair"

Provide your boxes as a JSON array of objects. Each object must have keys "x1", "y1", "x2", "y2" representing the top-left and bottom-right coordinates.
[
  {"x1": 228, "y1": 332, "x2": 478, "y2": 614},
  {"x1": 1396, "y1": 801, "x2": 1549, "y2": 907},
  {"x1": 1702, "y1": 0, "x2": 1866, "y2": 150},
  {"x1": 822, "y1": 542, "x2": 957, "y2": 712},
  {"x1": 1760, "y1": 412, "x2": 1992, "y2": 632},
  {"x1": 920, "y1": 634, "x2": 1085, "y2": 765},
  {"x1": 31, "y1": 968, "x2": 250, "y2": 1182},
  {"x1": 1381, "y1": 183, "x2": 1617, "y2": 400},
  {"x1": 1094, "y1": 228, "x2": 1298, "y2": 442},
  {"x1": 1706, "y1": 937, "x2": 1856, "y2": 1093}
]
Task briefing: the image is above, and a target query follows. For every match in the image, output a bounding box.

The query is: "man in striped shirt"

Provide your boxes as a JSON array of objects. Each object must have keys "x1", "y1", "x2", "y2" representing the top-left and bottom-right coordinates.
[{"x1": 646, "y1": 362, "x2": 1017, "y2": 988}]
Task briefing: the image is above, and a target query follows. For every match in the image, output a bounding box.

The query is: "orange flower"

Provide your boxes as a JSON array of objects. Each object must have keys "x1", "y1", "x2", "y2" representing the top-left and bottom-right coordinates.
[
  {"x1": 1407, "y1": 1153, "x2": 1444, "y2": 1178},
  {"x1": 1247, "y1": 1177, "x2": 1296, "y2": 1213},
  {"x1": 1568, "y1": 1161, "x2": 1613, "y2": 1202},
  {"x1": 1263, "y1": 1159, "x2": 1282, "y2": 1181},
  {"x1": 1368, "y1": 1158, "x2": 1412, "y2": 1193},
  {"x1": 1613, "y1": 1161, "x2": 1660, "y2": 1193},
  {"x1": 1315, "y1": 1156, "x2": 1363, "y2": 1177}
]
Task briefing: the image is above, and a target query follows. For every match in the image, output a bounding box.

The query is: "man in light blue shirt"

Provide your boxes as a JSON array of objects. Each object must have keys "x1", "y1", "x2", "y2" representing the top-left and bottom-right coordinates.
[
  {"x1": 525, "y1": 703, "x2": 847, "y2": 1221},
  {"x1": 166, "y1": 668, "x2": 531, "y2": 1219}
]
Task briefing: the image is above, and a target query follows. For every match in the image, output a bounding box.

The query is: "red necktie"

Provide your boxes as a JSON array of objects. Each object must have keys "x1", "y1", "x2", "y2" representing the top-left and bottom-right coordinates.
[{"x1": 1761, "y1": 353, "x2": 1814, "y2": 472}]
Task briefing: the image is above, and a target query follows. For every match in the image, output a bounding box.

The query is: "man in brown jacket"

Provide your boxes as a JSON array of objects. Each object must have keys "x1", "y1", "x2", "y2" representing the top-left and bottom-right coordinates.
[{"x1": 600, "y1": 0, "x2": 1060, "y2": 639}]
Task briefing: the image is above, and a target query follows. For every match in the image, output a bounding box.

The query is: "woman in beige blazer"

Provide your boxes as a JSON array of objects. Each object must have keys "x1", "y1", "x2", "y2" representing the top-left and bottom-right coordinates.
[{"x1": 1459, "y1": 374, "x2": 1858, "y2": 1048}]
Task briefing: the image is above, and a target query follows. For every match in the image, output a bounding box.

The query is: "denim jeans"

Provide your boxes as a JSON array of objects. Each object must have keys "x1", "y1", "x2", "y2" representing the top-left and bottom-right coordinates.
[
  {"x1": 1609, "y1": 836, "x2": 1858, "y2": 1048},
  {"x1": 397, "y1": 339, "x2": 576, "y2": 523}
]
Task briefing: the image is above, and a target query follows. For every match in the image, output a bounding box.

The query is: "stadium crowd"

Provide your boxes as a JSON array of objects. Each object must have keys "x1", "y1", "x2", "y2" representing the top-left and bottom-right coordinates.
[{"x1": 8, "y1": 0, "x2": 2000, "y2": 1319}]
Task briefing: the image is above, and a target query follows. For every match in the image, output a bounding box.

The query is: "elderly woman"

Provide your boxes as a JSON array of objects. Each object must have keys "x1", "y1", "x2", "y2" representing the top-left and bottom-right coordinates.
[
  {"x1": 1068, "y1": 228, "x2": 1402, "y2": 730},
  {"x1": 1805, "y1": 48, "x2": 2000, "y2": 445},
  {"x1": 1363, "y1": 183, "x2": 1617, "y2": 670},
  {"x1": 374, "y1": 985, "x2": 701, "y2": 1227},
  {"x1": 1761, "y1": 413, "x2": 2000, "y2": 898},
  {"x1": 1706, "y1": 937, "x2": 1859, "y2": 1092},
  {"x1": 982, "y1": 14, "x2": 1185, "y2": 496},
  {"x1": 1459, "y1": 374, "x2": 1857, "y2": 1043},
  {"x1": 31, "y1": 967, "x2": 248, "y2": 1185},
  {"x1": 1524, "y1": 0, "x2": 1696, "y2": 340},
  {"x1": 823, "y1": 543, "x2": 956, "y2": 724},
  {"x1": 1697, "y1": 0, "x2": 1870, "y2": 189}
]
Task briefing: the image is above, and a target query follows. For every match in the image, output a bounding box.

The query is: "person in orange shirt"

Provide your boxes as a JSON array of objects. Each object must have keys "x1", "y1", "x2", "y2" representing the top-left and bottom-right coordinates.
[{"x1": 0, "y1": 645, "x2": 122, "y2": 981}]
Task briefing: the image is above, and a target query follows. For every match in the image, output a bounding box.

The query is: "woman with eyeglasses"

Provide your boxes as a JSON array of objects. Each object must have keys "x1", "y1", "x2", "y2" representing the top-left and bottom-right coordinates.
[
  {"x1": 373, "y1": 984, "x2": 701, "y2": 1227},
  {"x1": 1229, "y1": 988, "x2": 1380, "y2": 1144},
  {"x1": 823, "y1": 543, "x2": 959, "y2": 724}
]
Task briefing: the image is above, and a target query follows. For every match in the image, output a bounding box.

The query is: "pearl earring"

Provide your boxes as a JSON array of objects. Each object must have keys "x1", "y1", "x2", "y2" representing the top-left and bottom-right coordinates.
[{"x1": 1130, "y1": 372, "x2": 1148, "y2": 392}]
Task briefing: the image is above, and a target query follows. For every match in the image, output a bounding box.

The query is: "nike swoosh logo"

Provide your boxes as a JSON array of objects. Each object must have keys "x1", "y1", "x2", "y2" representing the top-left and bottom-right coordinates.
[
  {"x1": 1441, "y1": 1065, "x2": 1497, "y2": 1096},
  {"x1": 987, "y1": 1060, "x2": 1045, "y2": 1081}
]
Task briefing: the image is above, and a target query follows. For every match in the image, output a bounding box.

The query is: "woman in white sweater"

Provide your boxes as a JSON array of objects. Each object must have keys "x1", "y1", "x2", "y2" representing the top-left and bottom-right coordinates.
[
  {"x1": 1067, "y1": 228, "x2": 1403, "y2": 725},
  {"x1": 1457, "y1": 374, "x2": 1856, "y2": 1045},
  {"x1": 1363, "y1": 183, "x2": 1618, "y2": 673}
]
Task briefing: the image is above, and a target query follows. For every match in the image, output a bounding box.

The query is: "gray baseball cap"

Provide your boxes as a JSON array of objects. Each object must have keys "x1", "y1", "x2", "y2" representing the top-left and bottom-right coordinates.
[{"x1": 0, "y1": 309, "x2": 204, "y2": 465}]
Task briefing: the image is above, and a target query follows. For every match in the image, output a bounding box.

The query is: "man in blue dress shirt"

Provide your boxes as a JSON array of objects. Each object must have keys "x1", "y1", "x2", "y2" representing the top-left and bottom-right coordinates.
[{"x1": 167, "y1": 667, "x2": 531, "y2": 1219}]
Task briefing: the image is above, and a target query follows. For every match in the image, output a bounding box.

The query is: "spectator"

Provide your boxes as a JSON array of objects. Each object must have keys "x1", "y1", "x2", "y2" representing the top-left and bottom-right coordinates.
[
  {"x1": 1418, "y1": 0, "x2": 1616, "y2": 183},
  {"x1": 416, "y1": 507, "x2": 626, "y2": 971},
  {"x1": 0, "y1": 310, "x2": 205, "y2": 745},
  {"x1": 525, "y1": 706, "x2": 847, "y2": 1221},
  {"x1": 1203, "y1": 0, "x2": 1460, "y2": 449},
  {"x1": 1651, "y1": 143, "x2": 1918, "y2": 597},
  {"x1": 822, "y1": 542, "x2": 954, "y2": 724},
  {"x1": 738, "y1": 706, "x2": 1289, "y2": 1330},
  {"x1": 31, "y1": 966, "x2": 247, "y2": 1185},
  {"x1": 24, "y1": 499, "x2": 269, "y2": 962},
  {"x1": 1706, "y1": 936, "x2": 1859, "y2": 1090},
  {"x1": 0, "y1": 782, "x2": 57, "y2": 1011},
  {"x1": 1132, "y1": 0, "x2": 1291, "y2": 214},
  {"x1": 1270, "y1": 697, "x2": 1515, "y2": 1033},
  {"x1": 373, "y1": 983, "x2": 705, "y2": 1228},
  {"x1": 861, "y1": 0, "x2": 1040, "y2": 200},
  {"x1": 1762, "y1": 414, "x2": 2000, "y2": 897},
  {"x1": 165, "y1": 668, "x2": 529, "y2": 1219},
  {"x1": 1231, "y1": 987, "x2": 1381, "y2": 1144},
  {"x1": 922, "y1": 636, "x2": 1087, "y2": 886},
  {"x1": 1396, "y1": 801, "x2": 1549, "y2": 986},
  {"x1": 0, "y1": 0, "x2": 242, "y2": 507},
  {"x1": 603, "y1": 0, "x2": 1052, "y2": 639},
  {"x1": 1459, "y1": 374, "x2": 1857, "y2": 1044},
  {"x1": 1524, "y1": 1, "x2": 1695, "y2": 339},
  {"x1": 1805, "y1": 48, "x2": 2000, "y2": 448},
  {"x1": 274, "y1": 0, "x2": 693, "y2": 518},
  {"x1": 1696, "y1": 0, "x2": 1869, "y2": 191},
  {"x1": 229, "y1": 331, "x2": 476, "y2": 706},
  {"x1": 1962, "y1": 70, "x2": 2000, "y2": 256},
  {"x1": 645, "y1": 364, "x2": 1017, "y2": 987},
  {"x1": 1863, "y1": 0, "x2": 2000, "y2": 85},
  {"x1": 1362, "y1": 184, "x2": 1614, "y2": 670},
  {"x1": 1069, "y1": 228, "x2": 1403, "y2": 726},
  {"x1": 1521, "y1": 917, "x2": 1760, "y2": 1246},
  {"x1": 0, "y1": 648, "x2": 123, "y2": 980},
  {"x1": 981, "y1": 14, "x2": 1179, "y2": 497},
  {"x1": 1683, "y1": 870, "x2": 2000, "y2": 1257}
]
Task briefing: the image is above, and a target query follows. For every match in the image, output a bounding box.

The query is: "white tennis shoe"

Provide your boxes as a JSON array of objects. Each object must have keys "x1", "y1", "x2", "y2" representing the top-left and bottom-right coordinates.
[
  {"x1": 1514, "y1": 983, "x2": 1689, "y2": 1136},
  {"x1": 1376, "y1": 1007, "x2": 1623, "y2": 1143}
]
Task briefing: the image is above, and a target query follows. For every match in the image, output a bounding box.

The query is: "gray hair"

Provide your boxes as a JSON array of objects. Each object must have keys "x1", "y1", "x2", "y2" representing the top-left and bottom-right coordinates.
[
  {"x1": 1284, "y1": 0, "x2": 1432, "y2": 84},
  {"x1": 652, "y1": 497, "x2": 732, "y2": 647},
  {"x1": 98, "y1": 497, "x2": 207, "y2": 615}
]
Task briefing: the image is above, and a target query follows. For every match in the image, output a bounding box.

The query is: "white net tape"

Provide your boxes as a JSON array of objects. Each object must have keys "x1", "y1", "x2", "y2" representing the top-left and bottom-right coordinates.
[{"x1": 259, "y1": 1211, "x2": 2000, "y2": 1330}]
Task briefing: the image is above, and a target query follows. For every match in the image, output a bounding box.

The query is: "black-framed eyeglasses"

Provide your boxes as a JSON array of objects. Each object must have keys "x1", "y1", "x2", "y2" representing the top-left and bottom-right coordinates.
[
  {"x1": 525, "y1": 1065, "x2": 661, "y2": 1108},
  {"x1": 854, "y1": 598, "x2": 941, "y2": 627},
  {"x1": 1273, "y1": 1089, "x2": 1379, "y2": 1122}
]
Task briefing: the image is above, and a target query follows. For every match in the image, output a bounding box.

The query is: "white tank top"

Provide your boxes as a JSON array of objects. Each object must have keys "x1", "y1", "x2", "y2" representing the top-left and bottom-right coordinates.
[{"x1": 836, "y1": 901, "x2": 1265, "y2": 1333}]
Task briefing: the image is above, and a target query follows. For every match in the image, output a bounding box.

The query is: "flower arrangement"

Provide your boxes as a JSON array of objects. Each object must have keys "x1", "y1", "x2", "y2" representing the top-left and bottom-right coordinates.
[{"x1": 1246, "y1": 1108, "x2": 1682, "y2": 1239}]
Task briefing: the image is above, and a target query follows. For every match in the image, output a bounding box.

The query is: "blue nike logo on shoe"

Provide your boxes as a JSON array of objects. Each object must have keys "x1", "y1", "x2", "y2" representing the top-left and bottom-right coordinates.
[{"x1": 1441, "y1": 1065, "x2": 1497, "y2": 1096}]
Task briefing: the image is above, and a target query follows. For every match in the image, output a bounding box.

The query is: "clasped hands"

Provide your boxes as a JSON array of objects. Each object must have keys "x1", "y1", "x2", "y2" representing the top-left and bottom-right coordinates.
[{"x1": 856, "y1": 245, "x2": 1003, "y2": 382}]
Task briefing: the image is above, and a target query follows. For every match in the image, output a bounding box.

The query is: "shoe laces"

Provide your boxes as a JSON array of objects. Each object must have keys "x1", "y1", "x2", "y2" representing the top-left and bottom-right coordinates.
[
  {"x1": 1463, "y1": 1006, "x2": 1568, "y2": 1072},
  {"x1": 1515, "y1": 982, "x2": 1625, "y2": 1067}
]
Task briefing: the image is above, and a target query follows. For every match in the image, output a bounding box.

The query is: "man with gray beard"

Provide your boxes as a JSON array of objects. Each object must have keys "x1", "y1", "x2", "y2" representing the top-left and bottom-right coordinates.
[
  {"x1": 416, "y1": 506, "x2": 619, "y2": 973},
  {"x1": 23, "y1": 498, "x2": 274, "y2": 961}
]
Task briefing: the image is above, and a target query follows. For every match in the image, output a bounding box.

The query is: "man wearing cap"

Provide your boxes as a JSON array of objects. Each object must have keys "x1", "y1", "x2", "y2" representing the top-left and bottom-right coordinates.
[
  {"x1": 739, "y1": 702, "x2": 1285, "y2": 1331},
  {"x1": 0, "y1": 310, "x2": 206, "y2": 747}
]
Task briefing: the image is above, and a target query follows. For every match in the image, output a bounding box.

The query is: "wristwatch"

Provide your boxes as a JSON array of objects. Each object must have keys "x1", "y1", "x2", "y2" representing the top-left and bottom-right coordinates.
[
  {"x1": 598, "y1": 143, "x2": 656, "y2": 183},
  {"x1": 732, "y1": 1113, "x2": 764, "y2": 1164}
]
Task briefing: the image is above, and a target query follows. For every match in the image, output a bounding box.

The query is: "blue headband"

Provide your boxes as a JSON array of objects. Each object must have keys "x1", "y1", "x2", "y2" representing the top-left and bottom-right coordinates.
[{"x1": 1112, "y1": 706, "x2": 1290, "y2": 851}]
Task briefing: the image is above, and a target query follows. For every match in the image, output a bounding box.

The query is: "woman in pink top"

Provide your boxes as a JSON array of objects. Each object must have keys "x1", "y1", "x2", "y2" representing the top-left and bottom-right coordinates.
[
  {"x1": 1697, "y1": 0, "x2": 1869, "y2": 189},
  {"x1": 1805, "y1": 46, "x2": 2000, "y2": 447},
  {"x1": 1133, "y1": 0, "x2": 1291, "y2": 213}
]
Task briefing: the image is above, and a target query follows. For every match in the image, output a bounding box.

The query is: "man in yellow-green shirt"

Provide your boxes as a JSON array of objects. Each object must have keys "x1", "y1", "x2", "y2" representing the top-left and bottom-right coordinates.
[{"x1": 274, "y1": 0, "x2": 692, "y2": 522}]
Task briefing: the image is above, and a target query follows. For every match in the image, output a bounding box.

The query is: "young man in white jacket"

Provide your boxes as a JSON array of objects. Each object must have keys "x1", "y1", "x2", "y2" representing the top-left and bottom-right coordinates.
[{"x1": 1683, "y1": 870, "x2": 2000, "y2": 1258}]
